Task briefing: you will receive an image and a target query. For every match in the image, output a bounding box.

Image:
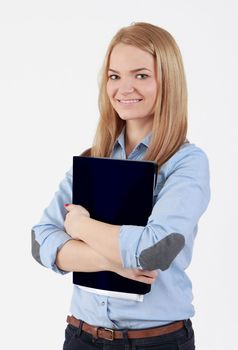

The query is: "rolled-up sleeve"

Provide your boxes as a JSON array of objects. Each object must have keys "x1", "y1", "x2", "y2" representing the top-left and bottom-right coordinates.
[
  {"x1": 119, "y1": 145, "x2": 211, "y2": 270},
  {"x1": 31, "y1": 166, "x2": 73, "y2": 274}
]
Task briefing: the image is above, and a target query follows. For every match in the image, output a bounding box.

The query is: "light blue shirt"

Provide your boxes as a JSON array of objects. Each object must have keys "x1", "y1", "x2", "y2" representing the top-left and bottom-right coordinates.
[{"x1": 31, "y1": 127, "x2": 210, "y2": 329}]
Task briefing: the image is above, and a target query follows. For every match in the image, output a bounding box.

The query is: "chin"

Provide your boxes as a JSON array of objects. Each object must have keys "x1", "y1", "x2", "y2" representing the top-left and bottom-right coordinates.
[{"x1": 118, "y1": 115, "x2": 145, "y2": 121}]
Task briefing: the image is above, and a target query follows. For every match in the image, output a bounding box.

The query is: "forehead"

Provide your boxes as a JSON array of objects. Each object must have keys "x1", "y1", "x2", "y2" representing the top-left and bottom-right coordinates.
[{"x1": 109, "y1": 43, "x2": 155, "y2": 71}]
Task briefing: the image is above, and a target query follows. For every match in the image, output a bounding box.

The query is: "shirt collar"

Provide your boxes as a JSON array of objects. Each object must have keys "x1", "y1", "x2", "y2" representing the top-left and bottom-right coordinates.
[{"x1": 113, "y1": 125, "x2": 152, "y2": 152}]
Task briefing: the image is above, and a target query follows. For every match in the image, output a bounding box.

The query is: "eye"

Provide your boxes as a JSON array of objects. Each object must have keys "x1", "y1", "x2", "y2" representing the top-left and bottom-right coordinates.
[
  {"x1": 136, "y1": 74, "x2": 148, "y2": 79},
  {"x1": 108, "y1": 74, "x2": 148, "y2": 80},
  {"x1": 108, "y1": 74, "x2": 119, "y2": 80}
]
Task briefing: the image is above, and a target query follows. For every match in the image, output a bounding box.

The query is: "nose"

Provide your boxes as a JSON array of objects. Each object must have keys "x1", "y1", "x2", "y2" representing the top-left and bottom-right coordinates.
[
  {"x1": 121, "y1": 88, "x2": 134, "y2": 96},
  {"x1": 118, "y1": 79, "x2": 135, "y2": 95}
]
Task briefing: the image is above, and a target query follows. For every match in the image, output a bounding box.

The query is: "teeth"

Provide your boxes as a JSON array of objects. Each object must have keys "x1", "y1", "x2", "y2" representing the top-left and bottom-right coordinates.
[{"x1": 118, "y1": 99, "x2": 141, "y2": 104}]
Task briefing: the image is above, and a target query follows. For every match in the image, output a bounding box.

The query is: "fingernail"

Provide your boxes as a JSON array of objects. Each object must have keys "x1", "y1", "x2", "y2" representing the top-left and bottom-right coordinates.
[{"x1": 64, "y1": 203, "x2": 69, "y2": 207}]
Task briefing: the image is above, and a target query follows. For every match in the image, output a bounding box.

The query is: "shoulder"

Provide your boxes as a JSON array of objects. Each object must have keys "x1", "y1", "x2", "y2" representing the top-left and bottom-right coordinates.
[
  {"x1": 64, "y1": 165, "x2": 73, "y2": 179},
  {"x1": 64, "y1": 147, "x2": 91, "y2": 179},
  {"x1": 161, "y1": 142, "x2": 210, "y2": 178}
]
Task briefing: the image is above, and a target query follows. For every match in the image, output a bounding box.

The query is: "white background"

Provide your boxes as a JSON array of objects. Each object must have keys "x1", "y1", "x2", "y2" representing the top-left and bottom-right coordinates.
[{"x1": 1, "y1": 1, "x2": 237, "y2": 349}]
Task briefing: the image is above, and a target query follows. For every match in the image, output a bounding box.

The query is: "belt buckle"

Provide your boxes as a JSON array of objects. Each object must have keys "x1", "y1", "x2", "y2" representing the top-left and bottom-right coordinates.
[{"x1": 98, "y1": 327, "x2": 115, "y2": 341}]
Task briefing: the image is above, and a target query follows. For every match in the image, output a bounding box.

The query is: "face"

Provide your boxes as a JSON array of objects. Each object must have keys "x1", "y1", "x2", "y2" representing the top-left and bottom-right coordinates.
[{"x1": 106, "y1": 43, "x2": 158, "y2": 122}]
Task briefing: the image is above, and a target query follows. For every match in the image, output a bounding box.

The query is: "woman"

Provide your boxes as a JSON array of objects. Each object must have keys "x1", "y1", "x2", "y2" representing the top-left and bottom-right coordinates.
[{"x1": 31, "y1": 22, "x2": 210, "y2": 349}]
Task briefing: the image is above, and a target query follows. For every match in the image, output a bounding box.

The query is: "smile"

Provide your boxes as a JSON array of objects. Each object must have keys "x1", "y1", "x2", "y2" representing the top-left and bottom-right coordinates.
[{"x1": 117, "y1": 99, "x2": 142, "y2": 104}]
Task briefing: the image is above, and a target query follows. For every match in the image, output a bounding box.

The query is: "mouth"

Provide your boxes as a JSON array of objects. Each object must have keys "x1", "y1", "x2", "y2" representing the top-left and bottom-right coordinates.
[{"x1": 116, "y1": 98, "x2": 143, "y2": 105}]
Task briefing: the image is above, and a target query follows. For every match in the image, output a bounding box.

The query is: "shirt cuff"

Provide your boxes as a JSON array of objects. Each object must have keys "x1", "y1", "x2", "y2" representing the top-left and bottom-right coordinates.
[
  {"x1": 40, "y1": 230, "x2": 73, "y2": 275},
  {"x1": 119, "y1": 225, "x2": 146, "y2": 269}
]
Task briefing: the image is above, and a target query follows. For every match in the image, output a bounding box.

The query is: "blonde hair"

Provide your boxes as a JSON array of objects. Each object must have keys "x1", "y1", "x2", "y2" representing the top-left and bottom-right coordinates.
[{"x1": 83, "y1": 22, "x2": 188, "y2": 169}]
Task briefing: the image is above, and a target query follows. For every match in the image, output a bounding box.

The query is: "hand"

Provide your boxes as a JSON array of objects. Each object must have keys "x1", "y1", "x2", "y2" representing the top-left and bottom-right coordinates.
[
  {"x1": 64, "y1": 204, "x2": 90, "y2": 239},
  {"x1": 113, "y1": 267, "x2": 158, "y2": 285}
]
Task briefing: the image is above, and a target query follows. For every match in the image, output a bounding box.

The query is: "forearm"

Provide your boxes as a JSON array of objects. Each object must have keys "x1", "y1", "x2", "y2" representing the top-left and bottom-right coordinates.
[
  {"x1": 77, "y1": 216, "x2": 123, "y2": 268},
  {"x1": 56, "y1": 238, "x2": 158, "y2": 285},
  {"x1": 55, "y1": 239, "x2": 115, "y2": 272}
]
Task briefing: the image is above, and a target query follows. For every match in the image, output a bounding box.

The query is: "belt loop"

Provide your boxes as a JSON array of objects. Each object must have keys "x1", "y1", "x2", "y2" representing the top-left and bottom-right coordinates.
[
  {"x1": 122, "y1": 329, "x2": 130, "y2": 350},
  {"x1": 76, "y1": 319, "x2": 83, "y2": 338},
  {"x1": 183, "y1": 319, "x2": 191, "y2": 338}
]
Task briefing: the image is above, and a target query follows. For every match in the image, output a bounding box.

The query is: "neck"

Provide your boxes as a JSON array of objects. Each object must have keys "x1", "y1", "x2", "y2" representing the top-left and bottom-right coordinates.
[{"x1": 125, "y1": 117, "x2": 153, "y2": 150}]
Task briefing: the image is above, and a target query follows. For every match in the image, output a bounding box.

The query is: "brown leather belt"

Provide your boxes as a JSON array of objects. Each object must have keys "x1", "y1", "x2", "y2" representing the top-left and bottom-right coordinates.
[{"x1": 66, "y1": 315, "x2": 185, "y2": 341}]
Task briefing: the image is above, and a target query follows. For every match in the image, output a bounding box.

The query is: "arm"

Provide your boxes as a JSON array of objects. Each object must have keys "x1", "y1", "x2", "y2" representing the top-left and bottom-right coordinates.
[
  {"x1": 55, "y1": 239, "x2": 111, "y2": 272},
  {"x1": 56, "y1": 239, "x2": 157, "y2": 284},
  {"x1": 31, "y1": 166, "x2": 120, "y2": 273},
  {"x1": 31, "y1": 166, "x2": 76, "y2": 274},
  {"x1": 31, "y1": 166, "x2": 156, "y2": 283},
  {"x1": 118, "y1": 145, "x2": 211, "y2": 270},
  {"x1": 69, "y1": 145, "x2": 210, "y2": 271},
  {"x1": 79, "y1": 218, "x2": 122, "y2": 268},
  {"x1": 64, "y1": 210, "x2": 123, "y2": 268}
]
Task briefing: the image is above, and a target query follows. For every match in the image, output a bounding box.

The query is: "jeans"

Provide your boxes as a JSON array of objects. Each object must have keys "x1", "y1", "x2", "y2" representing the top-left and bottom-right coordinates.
[{"x1": 63, "y1": 319, "x2": 195, "y2": 349}]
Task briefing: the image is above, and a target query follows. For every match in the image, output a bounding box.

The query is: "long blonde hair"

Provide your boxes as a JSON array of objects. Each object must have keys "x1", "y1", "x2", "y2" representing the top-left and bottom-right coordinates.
[{"x1": 82, "y1": 22, "x2": 188, "y2": 169}]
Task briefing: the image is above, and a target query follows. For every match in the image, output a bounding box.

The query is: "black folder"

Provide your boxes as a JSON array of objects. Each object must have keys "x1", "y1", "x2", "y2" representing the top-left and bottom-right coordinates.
[{"x1": 72, "y1": 156, "x2": 158, "y2": 295}]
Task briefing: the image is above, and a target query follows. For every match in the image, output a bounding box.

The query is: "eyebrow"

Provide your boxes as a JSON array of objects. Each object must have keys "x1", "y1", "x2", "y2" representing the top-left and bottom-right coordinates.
[{"x1": 108, "y1": 67, "x2": 152, "y2": 73}]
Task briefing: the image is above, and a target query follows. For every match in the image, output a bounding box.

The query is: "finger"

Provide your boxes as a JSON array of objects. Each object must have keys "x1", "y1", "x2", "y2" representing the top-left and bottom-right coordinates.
[
  {"x1": 137, "y1": 276, "x2": 156, "y2": 284},
  {"x1": 64, "y1": 203, "x2": 72, "y2": 210},
  {"x1": 147, "y1": 270, "x2": 158, "y2": 278},
  {"x1": 138, "y1": 269, "x2": 158, "y2": 278}
]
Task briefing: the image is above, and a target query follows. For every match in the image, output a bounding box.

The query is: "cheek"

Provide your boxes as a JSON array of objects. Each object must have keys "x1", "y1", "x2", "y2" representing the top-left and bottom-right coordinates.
[
  {"x1": 145, "y1": 82, "x2": 158, "y2": 102},
  {"x1": 106, "y1": 82, "x2": 115, "y2": 100}
]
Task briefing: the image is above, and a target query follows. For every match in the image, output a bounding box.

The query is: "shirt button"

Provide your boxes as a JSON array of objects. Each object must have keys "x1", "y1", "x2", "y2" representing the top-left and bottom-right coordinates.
[{"x1": 101, "y1": 301, "x2": 105, "y2": 306}]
